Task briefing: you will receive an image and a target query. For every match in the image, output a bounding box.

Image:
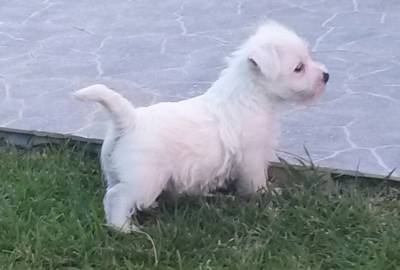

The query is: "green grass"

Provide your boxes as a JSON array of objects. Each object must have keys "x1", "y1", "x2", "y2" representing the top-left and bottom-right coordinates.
[{"x1": 0, "y1": 144, "x2": 399, "y2": 269}]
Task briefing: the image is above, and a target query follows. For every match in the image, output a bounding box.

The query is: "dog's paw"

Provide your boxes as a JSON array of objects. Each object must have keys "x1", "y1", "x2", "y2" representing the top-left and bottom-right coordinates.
[
  {"x1": 149, "y1": 201, "x2": 159, "y2": 209},
  {"x1": 106, "y1": 223, "x2": 139, "y2": 234},
  {"x1": 271, "y1": 187, "x2": 283, "y2": 196},
  {"x1": 258, "y1": 186, "x2": 283, "y2": 196}
]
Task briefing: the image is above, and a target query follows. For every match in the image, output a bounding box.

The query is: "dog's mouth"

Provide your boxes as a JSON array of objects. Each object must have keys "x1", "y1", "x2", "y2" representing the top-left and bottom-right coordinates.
[{"x1": 295, "y1": 85, "x2": 325, "y2": 104}]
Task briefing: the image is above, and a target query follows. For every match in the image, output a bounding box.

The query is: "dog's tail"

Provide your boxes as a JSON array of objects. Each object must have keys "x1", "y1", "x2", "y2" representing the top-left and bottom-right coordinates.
[{"x1": 74, "y1": 84, "x2": 135, "y2": 131}]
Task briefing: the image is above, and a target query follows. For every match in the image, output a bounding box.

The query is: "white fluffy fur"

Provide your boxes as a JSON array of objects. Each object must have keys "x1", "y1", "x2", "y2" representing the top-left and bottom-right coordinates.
[{"x1": 74, "y1": 21, "x2": 328, "y2": 232}]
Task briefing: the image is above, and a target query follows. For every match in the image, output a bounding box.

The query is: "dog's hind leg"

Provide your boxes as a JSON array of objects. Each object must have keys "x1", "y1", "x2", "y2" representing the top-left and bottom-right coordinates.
[
  {"x1": 103, "y1": 169, "x2": 167, "y2": 233},
  {"x1": 104, "y1": 183, "x2": 138, "y2": 233},
  {"x1": 100, "y1": 128, "x2": 120, "y2": 188}
]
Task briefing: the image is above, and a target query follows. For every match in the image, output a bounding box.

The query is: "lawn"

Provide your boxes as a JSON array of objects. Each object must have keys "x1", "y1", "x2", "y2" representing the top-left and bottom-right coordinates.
[{"x1": 0, "y1": 144, "x2": 399, "y2": 269}]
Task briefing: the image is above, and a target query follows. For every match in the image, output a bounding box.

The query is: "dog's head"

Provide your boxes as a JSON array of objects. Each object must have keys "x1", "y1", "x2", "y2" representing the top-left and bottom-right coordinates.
[{"x1": 244, "y1": 21, "x2": 329, "y2": 103}]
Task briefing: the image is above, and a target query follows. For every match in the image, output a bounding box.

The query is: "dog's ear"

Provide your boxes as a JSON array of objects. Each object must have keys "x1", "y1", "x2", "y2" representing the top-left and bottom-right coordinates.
[{"x1": 248, "y1": 44, "x2": 280, "y2": 80}]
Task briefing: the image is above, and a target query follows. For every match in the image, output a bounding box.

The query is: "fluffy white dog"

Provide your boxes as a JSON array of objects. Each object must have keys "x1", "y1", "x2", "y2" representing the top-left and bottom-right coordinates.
[{"x1": 74, "y1": 21, "x2": 329, "y2": 232}]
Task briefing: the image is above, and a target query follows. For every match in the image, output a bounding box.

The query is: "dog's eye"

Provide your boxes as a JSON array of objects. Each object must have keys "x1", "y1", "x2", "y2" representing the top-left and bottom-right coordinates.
[{"x1": 294, "y1": 63, "x2": 304, "y2": 73}]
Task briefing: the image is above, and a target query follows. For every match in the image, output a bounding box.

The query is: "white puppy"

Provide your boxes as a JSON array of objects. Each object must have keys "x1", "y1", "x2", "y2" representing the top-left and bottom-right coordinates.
[{"x1": 74, "y1": 21, "x2": 329, "y2": 232}]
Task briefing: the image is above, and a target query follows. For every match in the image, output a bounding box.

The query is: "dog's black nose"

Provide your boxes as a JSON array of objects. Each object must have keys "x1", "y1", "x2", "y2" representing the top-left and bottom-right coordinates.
[{"x1": 323, "y1": 72, "x2": 329, "y2": 83}]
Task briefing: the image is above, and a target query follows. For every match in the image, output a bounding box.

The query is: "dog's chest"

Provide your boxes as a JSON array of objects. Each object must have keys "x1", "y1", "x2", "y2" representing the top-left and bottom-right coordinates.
[{"x1": 239, "y1": 109, "x2": 277, "y2": 147}]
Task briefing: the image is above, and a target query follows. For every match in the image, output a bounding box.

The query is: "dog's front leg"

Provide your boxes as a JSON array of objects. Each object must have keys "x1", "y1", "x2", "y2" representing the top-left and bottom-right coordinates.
[{"x1": 236, "y1": 151, "x2": 268, "y2": 196}]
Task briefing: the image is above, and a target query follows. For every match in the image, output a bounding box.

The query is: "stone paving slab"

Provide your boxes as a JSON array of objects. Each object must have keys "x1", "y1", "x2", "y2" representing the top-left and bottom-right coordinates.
[{"x1": 0, "y1": 0, "x2": 399, "y2": 177}]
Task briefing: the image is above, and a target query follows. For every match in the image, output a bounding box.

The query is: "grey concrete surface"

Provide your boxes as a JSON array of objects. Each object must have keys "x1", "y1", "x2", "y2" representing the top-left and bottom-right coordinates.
[{"x1": 0, "y1": 0, "x2": 399, "y2": 176}]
